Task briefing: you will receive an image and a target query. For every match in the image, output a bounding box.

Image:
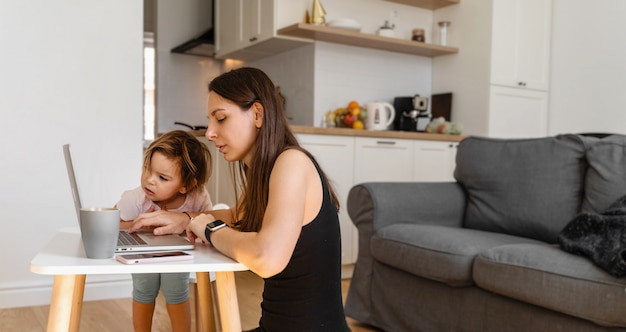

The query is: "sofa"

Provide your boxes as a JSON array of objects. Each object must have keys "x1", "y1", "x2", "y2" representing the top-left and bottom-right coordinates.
[{"x1": 345, "y1": 134, "x2": 626, "y2": 332}]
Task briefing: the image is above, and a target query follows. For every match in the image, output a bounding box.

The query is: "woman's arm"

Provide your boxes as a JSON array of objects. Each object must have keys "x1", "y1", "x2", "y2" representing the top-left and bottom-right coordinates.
[{"x1": 187, "y1": 149, "x2": 322, "y2": 278}]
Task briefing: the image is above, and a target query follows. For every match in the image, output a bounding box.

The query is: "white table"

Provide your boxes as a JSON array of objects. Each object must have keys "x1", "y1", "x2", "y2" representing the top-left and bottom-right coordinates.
[{"x1": 30, "y1": 228, "x2": 248, "y2": 332}]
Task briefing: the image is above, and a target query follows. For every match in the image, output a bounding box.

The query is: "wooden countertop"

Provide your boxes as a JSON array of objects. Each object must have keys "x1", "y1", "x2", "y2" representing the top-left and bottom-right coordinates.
[
  {"x1": 290, "y1": 125, "x2": 465, "y2": 142},
  {"x1": 190, "y1": 126, "x2": 465, "y2": 142}
]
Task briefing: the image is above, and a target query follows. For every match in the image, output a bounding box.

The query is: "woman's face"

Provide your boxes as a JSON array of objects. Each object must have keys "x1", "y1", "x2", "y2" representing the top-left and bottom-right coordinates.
[{"x1": 205, "y1": 91, "x2": 263, "y2": 165}]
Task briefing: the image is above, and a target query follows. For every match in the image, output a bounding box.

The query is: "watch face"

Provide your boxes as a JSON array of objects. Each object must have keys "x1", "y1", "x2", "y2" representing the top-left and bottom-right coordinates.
[{"x1": 207, "y1": 220, "x2": 226, "y2": 231}]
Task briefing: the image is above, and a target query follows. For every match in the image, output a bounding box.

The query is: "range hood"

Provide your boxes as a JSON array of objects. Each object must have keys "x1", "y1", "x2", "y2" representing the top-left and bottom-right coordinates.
[
  {"x1": 171, "y1": 28, "x2": 215, "y2": 57},
  {"x1": 170, "y1": 0, "x2": 215, "y2": 58}
]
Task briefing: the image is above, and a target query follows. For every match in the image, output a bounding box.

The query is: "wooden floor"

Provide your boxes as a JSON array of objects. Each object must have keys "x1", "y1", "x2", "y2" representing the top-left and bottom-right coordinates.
[{"x1": 0, "y1": 271, "x2": 379, "y2": 331}]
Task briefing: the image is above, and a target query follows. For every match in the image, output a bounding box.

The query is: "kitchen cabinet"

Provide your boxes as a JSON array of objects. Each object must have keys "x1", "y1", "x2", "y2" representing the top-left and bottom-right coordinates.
[
  {"x1": 490, "y1": 0, "x2": 552, "y2": 91},
  {"x1": 432, "y1": 0, "x2": 552, "y2": 138},
  {"x1": 215, "y1": 0, "x2": 312, "y2": 61},
  {"x1": 297, "y1": 134, "x2": 356, "y2": 266},
  {"x1": 413, "y1": 140, "x2": 457, "y2": 182},
  {"x1": 488, "y1": 86, "x2": 548, "y2": 139},
  {"x1": 353, "y1": 137, "x2": 414, "y2": 183}
]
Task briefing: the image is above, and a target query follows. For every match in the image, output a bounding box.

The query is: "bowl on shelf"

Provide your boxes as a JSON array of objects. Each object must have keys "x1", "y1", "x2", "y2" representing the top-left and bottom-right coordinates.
[{"x1": 326, "y1": 18, "x2": 361, "y2": 32}]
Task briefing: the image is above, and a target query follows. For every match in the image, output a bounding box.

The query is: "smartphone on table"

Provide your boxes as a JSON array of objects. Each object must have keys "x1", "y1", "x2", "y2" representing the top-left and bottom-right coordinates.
[{"x1": 116, "y1": 251, "x2": 193, "y2": 264}]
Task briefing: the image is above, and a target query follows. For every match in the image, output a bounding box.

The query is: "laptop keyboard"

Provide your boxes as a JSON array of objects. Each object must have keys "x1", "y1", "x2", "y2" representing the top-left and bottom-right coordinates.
[{"x1": 118, "y1": 231, "x2": 147, "y2": 246}]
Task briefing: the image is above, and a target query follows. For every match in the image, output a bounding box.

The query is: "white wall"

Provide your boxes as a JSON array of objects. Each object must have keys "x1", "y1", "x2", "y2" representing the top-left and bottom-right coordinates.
[
  {"x1": 0, "y1": 1, "x2": 143, "y2": 308},
  {"x1": 432, "y1": 0, "x2": 493, "y2": 135},
  {"x1": 549, "y1": 0, "x2": 626, "y2": 135},
  {"x1": 155, "y1": 0, "x2": 225, "y2": 135}
]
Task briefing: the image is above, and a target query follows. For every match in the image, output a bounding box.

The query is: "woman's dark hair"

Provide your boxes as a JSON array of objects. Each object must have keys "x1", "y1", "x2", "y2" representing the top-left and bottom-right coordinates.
[
  {"x1": 143, "y1": 130, "x2": 212, "y2": 193},
  {"x1": 208, "y1": 67, "x2": 339, "y2": 232}
]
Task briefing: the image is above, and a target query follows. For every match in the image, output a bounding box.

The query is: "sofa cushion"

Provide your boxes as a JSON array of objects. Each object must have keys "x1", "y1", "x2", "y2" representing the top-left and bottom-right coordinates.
[
  {"x1": 370, "y1": 224, "x2": 544, "y2": 287},
  {"x1": 582, "y1": 134, "x2": 626, "y2": 213},
  {"x1": 454, "y1": 135, "x2": 587, "y2": 243},
  {"x1": 474, "y1": 243, "x2": 626, "y2": 327}
]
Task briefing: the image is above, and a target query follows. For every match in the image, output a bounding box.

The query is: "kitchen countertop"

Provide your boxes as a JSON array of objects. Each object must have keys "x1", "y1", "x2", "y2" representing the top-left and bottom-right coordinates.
[
  {"x1": 290, "y1": 125, "x2": 465, "y2": 142},
  {"x1": 190, "y1": 126, "x2": 465, "y2": 142}
]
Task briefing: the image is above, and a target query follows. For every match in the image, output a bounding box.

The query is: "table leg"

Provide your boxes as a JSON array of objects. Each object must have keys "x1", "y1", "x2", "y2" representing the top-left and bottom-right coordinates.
[
  {"x1": 214, "y1": 271, "x2": 241, "y2": 332},
  {"x1": 47, "y1": 274, "x2": 86, "y2": 332},
  {"x1": 195, "y1": 272, "x2": 217, "y2": 332}
]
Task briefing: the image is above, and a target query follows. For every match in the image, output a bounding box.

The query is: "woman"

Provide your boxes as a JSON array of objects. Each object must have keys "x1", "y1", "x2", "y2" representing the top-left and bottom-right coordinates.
[{"x1": 131, "y1": 67, "x2": 350, "y2": 331}]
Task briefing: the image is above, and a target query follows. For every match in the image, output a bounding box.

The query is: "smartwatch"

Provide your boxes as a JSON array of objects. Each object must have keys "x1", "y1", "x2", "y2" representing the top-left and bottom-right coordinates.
[{"x1": 204, "y1": 220, "x2": 227, "y2": 245}]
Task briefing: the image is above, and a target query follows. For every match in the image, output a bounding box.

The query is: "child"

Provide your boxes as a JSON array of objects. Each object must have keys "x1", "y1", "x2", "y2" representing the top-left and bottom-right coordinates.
[{"x1": 116, "y1": 130, "x2": 212, "y2": 332}]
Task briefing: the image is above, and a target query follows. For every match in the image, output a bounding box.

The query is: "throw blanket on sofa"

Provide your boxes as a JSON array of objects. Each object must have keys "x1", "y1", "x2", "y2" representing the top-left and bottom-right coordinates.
[{"x1": 558, "y1": 194, "x2": 626, "y2": 277}]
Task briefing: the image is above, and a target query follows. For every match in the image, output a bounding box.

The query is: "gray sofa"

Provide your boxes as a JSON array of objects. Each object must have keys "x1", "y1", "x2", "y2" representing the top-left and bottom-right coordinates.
[{"x1": 345, "y1": 134, "x2": 626, "y2": 332}]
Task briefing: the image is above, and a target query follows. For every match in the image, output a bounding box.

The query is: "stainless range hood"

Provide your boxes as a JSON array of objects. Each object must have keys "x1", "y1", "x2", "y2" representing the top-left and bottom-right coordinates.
[
  {"x1": 171, "y1": 28, "x2": 215, "y2": 57},
  {"x1": 170, "y1": 0, "x2": 215, "y2": 57}
]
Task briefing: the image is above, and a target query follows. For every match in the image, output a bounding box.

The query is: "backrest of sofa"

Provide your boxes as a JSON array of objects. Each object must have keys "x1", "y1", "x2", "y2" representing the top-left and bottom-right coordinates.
[
  {"x1": 582, "y1": 134, "x2": 626, "y2": 213},
  {"x1": 454, "y1": 135, "x2": 588, "y2": 243}
]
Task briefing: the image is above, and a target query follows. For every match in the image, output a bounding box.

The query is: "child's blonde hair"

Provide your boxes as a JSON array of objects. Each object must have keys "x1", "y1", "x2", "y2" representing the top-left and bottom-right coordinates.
[{"x1": 143, "y1": 130, "x2": 212, "y2": 193}]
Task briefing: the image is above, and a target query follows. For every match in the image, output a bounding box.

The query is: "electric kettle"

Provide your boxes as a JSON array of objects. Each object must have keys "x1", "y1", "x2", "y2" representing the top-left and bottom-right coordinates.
[{"x1": 365, "y1": 102, "x2": 396, "y2": 131}]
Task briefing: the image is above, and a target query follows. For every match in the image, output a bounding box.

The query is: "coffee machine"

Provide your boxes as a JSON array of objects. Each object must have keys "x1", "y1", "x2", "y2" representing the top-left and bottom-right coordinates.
[{"x1": 393, "y1": 95, "x2": 430, "y2": 132}]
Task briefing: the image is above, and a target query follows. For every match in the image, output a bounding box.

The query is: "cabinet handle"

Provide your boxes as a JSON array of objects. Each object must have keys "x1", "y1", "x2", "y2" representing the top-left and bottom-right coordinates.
[
  {"x1": 249, "y1": 36, "x2": 257, "y2": 42},
  {"x1": 518, "y1": 81, "x2": 527, "y2": 87},
  {"x1": 376, "y1": 141, "x2": 396, "y2": 145}
]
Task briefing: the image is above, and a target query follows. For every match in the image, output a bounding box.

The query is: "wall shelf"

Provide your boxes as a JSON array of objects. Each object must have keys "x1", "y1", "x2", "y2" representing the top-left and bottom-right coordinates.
[
  {"x1": 277, "y1": 23, "x2": 458, "y2": 57},
  {"x1": 383, "y1": 0, "x2": 459, "y2": 10}
]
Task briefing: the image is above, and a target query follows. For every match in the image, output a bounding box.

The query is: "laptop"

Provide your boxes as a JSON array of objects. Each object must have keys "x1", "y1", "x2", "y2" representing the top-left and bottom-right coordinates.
[{"x1": 63, "y1": 144, "x2": 194, "y2": 252}]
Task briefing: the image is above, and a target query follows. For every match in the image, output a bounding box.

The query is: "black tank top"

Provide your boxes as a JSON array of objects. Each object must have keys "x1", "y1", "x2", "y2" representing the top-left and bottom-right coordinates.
[{"x1": 257, "y1": 157, "x2": 350, "y2": 332}]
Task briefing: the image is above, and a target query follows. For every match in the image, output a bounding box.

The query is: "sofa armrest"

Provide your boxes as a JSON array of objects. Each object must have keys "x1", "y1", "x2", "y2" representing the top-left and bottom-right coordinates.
[
  {"x1": 347, "y1": 182, "x2": 466, "y2": 232},
  {"x1": 344, "y1": 182, "x2": 466, "y2": 323}
]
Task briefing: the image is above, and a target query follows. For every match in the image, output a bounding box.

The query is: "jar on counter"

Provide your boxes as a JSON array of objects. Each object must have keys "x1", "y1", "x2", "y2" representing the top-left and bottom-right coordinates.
[{"x1": 412, "y1": 29, "x2": 425, "y2": 42}]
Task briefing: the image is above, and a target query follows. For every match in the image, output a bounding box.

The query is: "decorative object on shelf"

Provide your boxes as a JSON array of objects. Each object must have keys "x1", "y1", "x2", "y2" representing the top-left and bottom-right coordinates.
[
  {"x1": 378, "y1": 21, "x2": 395, "y2": 38},
  {"x1": 438, "y1": 21, "x2": 451, "y2": 46},
  {"x1": 412, "y1": 29, "x2": 425, "y2": 42},
  {"x1": 311, "y1": 0, "x2": 326, "y2": 25},
  {"x1": 326, "y1": 18, "x2": 361, "y2": 32}
]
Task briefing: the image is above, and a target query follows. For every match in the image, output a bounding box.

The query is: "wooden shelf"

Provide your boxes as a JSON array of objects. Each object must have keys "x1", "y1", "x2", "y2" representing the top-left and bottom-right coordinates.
[
  {"x1": 277, "y1": 23, "x2": 458, "y2": 57},
  {"x1": 383, "y1": 0, "x2": 459, "y2": 10}
]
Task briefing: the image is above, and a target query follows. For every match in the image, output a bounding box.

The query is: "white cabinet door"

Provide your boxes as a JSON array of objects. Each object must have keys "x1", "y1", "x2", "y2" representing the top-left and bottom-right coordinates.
[
  {"x1": 413, "y1": 140, "x2": 457, "y2": 182},
  {"x1": 216, "y1": 0, "x2": 240, "y2": 57},
  {"x1": 297, "y1": 134, "x2": 357, "y2": 265},
  {"x1": 490, "y1": 0, "x2": 552, "y2": 91},
  {"x1": 488, "y1": 85, "x2": 548, "y2": 138},
  {"x1": 241, "y1": 0, "x2": 273, "y2": 46},
  {"x1": 353, "y1": 137, "x2": 413, "y2": 184}
]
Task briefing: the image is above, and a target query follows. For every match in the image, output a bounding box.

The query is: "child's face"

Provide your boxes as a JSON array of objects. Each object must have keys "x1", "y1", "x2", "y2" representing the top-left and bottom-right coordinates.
[{"x1": 141, "y1": 151, "x2": 186, "y2": 205}]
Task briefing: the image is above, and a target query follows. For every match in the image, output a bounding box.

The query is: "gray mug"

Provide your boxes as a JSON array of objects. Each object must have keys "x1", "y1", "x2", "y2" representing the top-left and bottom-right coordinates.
[{"x1": 79, "y1": 207, "x2": 120, "y2": 259}]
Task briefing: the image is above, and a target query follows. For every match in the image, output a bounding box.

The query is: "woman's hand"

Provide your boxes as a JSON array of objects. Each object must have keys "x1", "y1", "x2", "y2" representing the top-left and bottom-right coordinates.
[
  {"x1": 186, "y1": 213, "x2": 216, "y2": 244},
  {"x1": 130, "y1": 209, "x2": 190, "y2": 235}
]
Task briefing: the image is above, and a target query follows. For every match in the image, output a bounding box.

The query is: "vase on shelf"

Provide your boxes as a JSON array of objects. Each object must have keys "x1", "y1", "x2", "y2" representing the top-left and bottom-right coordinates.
[{"x1": 311, "y1": 0, "x2": 326, "y2": 25}]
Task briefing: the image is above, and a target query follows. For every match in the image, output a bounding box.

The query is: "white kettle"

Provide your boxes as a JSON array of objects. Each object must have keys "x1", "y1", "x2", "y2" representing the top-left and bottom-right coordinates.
[{"x1": 366, "y1": 102, "x2": 396, "y2": 131}]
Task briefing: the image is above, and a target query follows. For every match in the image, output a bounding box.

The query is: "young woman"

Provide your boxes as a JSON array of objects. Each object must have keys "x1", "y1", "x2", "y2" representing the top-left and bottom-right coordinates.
[
  {"x1": 117, "y1": 130, "x2": 212, "y2": 332},
  {"x1": 131, "y1": 67, "x2": 350, "y2": 331}
]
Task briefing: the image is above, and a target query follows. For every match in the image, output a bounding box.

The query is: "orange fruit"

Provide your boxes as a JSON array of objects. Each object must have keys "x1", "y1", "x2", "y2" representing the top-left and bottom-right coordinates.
[{"x1": 348, "y1": 101, "x2": 359, "y2": 109}]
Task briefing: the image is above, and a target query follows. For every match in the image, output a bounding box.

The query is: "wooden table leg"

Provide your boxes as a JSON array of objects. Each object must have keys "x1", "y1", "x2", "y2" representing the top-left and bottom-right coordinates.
[
  {"x1": 214, "y1": 271, "x2": 241, "y2": 332},
  {"x1": 47, "y1": 274, "x2": 86, "y2": 332},
  {"x1": 195, "y1": 272, "x2": 217, "y2": 332}
]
